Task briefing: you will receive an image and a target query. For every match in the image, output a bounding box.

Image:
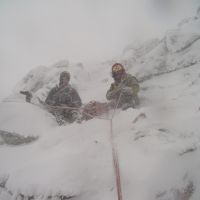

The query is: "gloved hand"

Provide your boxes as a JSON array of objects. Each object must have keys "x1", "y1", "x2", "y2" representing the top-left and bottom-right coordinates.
[{"x1": 121, "y1": 87, "x2": 133, "y2": 96}]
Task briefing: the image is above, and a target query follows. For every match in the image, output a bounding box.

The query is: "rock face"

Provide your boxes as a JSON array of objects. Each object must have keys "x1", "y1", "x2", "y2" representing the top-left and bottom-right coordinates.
[
  {"x1": 119, "y1": 10, "x2": 200, "y2": 82},
  {"x1": 164, "y1": 30, "x2": 200, "y2": 53}
]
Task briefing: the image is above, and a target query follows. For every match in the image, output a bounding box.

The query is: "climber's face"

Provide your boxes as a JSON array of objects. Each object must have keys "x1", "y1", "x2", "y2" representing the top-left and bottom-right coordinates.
[{"x1": 60, "y1": 75, "x2": 70, "y2": 87}]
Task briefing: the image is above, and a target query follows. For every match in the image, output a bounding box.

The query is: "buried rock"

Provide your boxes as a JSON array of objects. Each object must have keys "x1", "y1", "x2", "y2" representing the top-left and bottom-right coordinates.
[
  {"x1": 0, "y1": 130, "x2": 38, "y2": 146},
  {"x1": 156, "y1": 181, "x2": 194, "y2": 200}
]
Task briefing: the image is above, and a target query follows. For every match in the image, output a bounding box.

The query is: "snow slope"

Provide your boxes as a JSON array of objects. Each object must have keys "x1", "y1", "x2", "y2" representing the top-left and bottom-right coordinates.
[{"x1": 0, "y1": 11, "x2": 200, "y2": 200}]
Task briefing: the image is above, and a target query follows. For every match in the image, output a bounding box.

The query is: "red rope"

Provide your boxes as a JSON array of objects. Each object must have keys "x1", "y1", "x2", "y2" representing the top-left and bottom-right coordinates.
[{"x1": 110, "y1": 119, "x2": 123, "y2": 200}]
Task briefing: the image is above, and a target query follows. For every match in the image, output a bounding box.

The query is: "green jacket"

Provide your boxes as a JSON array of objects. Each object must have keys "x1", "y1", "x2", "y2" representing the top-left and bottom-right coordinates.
[
  {"x1": 106, "y1": 73, "x2": 139, "y2": 101},
  {"x1": 45, "y1": 84, "x2": 82, "y2": 108}
]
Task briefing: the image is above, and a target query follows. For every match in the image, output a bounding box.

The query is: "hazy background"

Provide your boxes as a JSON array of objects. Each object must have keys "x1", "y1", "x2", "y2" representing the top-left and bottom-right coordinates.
[{"x1": 0, "y1": 0, "x2": 199, "y2": 99}]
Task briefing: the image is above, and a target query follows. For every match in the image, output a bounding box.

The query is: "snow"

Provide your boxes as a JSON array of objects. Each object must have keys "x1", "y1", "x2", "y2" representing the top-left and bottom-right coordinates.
[{"x1": 1, "y1": 11, "x2": 200, "y2": 200}]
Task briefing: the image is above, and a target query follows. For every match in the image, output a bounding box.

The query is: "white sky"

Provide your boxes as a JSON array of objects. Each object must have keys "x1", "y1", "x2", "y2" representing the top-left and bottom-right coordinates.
[{"x1": 0, "y1": 0, "x2": 199, "y2": 99}]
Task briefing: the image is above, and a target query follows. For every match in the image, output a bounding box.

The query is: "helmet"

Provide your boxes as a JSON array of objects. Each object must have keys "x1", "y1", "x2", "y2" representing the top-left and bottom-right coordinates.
[
  {"x1": 112, "y1": 63, "x2": 124, "y2": 72},
  {"x1": 111, "y1": 63, "x2": 125, "y2": 78}
]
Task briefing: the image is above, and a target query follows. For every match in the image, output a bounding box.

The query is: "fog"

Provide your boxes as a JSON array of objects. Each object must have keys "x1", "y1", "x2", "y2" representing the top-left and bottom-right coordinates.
[{"x1": 0, "y1": 0, "x2": 199, "y2": 99}]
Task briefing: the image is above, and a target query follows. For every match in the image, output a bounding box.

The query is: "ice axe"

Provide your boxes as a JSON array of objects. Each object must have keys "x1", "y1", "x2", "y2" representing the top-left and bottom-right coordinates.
[{"x1": 19, "y1": 91, "x2": 33, "y2": 103}]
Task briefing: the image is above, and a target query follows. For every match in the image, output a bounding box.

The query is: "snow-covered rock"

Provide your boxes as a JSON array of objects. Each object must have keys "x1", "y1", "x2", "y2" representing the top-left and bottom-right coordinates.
[{"x1": 165, "y1": 30, "x2": 200, "y2": 53}]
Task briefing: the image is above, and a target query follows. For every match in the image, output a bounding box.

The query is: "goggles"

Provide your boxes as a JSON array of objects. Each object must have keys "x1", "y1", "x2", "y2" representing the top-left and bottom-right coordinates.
[
  {"x1": 60, "y1": 72, "x2": 70, "y2": 80},
  {"x1": 112, "y1": 71, "x2": 124, "y2": 78},
  {"x1": 61, "y1": 74, "x2": 69, "y2": 79}
]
